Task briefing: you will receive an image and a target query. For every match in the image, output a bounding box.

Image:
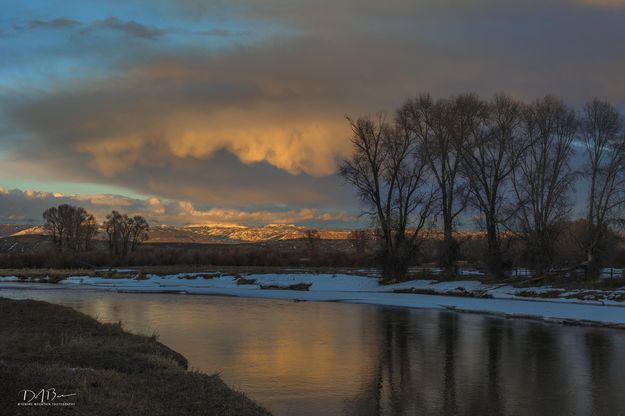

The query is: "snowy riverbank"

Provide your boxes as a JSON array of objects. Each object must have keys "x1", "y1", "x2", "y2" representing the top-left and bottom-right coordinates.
[{"x1": 2, "y1": 271, "x2": 625, "y2": 327}]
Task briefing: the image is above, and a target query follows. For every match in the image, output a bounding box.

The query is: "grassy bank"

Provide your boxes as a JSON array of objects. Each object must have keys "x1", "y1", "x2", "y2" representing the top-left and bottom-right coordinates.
[{"x1": 0, "y1": 297, "x2": 271, "y2": 416}]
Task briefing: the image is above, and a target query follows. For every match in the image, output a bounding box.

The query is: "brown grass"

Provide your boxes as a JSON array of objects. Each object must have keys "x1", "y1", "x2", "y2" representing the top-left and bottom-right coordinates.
[
  {"x1": 393, "y1": 287, "x2": 493, "y2": 298},
  {"x1": 0, "y1": 268, "x2": 93, "y2": 278},
  {"x1": 236, "y1": 277, "x2": 258, "y2": 285},
  {"x1": 259, "y1": 283, "x2": 312, "y2": 291},
  {"x1": 0, "y1": 298, "x2": 271, "y2": 416},
  {"x1": 515, "y1": 290, "x2": 564, "y2": 299}
]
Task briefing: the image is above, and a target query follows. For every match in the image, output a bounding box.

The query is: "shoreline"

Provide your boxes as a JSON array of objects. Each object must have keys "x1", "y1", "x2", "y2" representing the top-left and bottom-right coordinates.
[
  {"x1": 2, "y1": 270, "x2": 625, "y2": 329},
  {"x1": 113, "y1": 288, "x2": 625, "y2": 330},
  {"x1": 0, "y1": 297, "x2": 271, "y2": 415}
]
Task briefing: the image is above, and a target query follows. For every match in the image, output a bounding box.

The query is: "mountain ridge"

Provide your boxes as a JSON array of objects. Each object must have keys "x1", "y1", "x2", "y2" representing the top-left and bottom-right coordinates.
[{"x1": 0, "y1": 223, "x2": 353, "y2": 243}]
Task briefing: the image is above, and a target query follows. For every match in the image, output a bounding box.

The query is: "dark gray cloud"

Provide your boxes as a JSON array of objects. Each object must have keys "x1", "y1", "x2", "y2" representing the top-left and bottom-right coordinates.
[
  {"x1": 9, "y1": 16, "x2": 167, "y2": 40},
  {"x1": 22, "y1": 17, "x2": 81, "y2": 30},
  {"x1": 0, "y1": 188, "x2": 133, "y2": 224},
  {"x1": 78, "y1": 17, "x2": 168, "y2": 39},
  {"x1": 195, "y1": 28, "x2": 248, "y2": 37}
]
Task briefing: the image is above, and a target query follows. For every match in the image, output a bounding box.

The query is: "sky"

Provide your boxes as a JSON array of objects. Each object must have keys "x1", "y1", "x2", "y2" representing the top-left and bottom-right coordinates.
[{"x1": 1, "y1": 0, "x2": 625, "y2": 226}]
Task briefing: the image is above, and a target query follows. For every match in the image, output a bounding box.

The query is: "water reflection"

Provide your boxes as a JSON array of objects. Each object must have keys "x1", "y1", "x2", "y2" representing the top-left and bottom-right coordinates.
[{"x1": 1, "y1": 285, "x2": 625, "y2": 416}]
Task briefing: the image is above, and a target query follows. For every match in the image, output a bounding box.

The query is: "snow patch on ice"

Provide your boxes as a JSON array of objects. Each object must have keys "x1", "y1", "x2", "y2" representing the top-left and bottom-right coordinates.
[{"x1": 25, "y1": 272, "x2": 625, "y2": 326}]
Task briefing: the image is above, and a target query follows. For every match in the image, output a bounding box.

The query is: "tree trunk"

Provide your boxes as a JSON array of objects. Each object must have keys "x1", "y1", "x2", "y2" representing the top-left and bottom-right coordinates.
[
  {"x1": 485, "y1": 219, "x2": 503, "y2": 278},
  {"x1": 440, "y1": 218, "x2": 458, "y2": 276}
]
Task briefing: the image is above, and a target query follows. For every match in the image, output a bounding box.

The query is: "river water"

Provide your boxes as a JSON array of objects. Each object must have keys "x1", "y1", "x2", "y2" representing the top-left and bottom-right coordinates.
[{"x1": 1, "y1": 284, "x2": 624, "y2": 416}]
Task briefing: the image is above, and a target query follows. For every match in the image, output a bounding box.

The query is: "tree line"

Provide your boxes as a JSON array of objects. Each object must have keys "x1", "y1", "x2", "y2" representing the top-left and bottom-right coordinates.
[
  {"x1": 43, "y1": 205, "x2": 149, "y2": 258},
  {"x1": 341, "y1": 93, "x2": 625, "y2": 280}
]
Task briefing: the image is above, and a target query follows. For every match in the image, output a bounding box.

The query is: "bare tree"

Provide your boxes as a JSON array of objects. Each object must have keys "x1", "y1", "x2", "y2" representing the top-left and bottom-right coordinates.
[
  {"x1": 42, "y1": 206, "x2": 62, "y2": 250},
  {"x1": 456, "y1": 94, "x2": 526, "y2": 277},
  {"x1": 42, "y1": 204, "x2": 95, "y2": 253},
  {"x1": 104, "y1": 211, "x2": 149, "y2": 257},
  {"x1": 512, "y1": 96, "x2": 577, "y2": 275},
  {"x1": 340, "y1": 113, "x2": 436, "y2": 280},
  {"x1": 580, "y1": 99, "x2": 625, "y2": 278},
  {"x1": 349, "y1": 229, "x2": 372, "y2": 256},
  {"x1": 304, "y1": 229, "x2": 321, "y2": 255},
  {"x1": 104, "y1": 211, "x2": 123, "y2": 256},
  {"x1": 401, "y1": 94, "x2": 469, "y2": 274},
  {"x1": 119, "y1": 214, "x2": 135, "y2": 257},
  {"x1": 130, "y1": 216, "x2": 149, "y2": 253},
  {"x1": 81, "y1": 213, "x2": 99, "y2": 251}
]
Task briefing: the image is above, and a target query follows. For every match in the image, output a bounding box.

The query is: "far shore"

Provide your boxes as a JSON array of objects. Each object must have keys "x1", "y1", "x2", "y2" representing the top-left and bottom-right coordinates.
[{"x1": 2, "y1": 267, "x2": 625, "y2": 330}]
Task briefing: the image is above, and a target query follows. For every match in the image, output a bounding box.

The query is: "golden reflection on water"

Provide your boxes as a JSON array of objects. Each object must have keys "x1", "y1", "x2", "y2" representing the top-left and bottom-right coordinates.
[
  {"x1": 2, "y1": 286, "x2": 625, "y2": 416},
  {"x1": 76, "y1": 293, "x2": 385, "y2": 410}
]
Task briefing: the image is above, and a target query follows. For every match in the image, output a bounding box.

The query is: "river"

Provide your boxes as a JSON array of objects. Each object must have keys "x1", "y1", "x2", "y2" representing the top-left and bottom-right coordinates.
[{"x1": 1, "y1": 283, "x2": 624, "y2": 415}]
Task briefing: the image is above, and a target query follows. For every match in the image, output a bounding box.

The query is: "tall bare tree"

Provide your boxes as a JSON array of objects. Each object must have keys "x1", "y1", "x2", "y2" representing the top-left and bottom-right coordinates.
[
  {"x1": 81, "y1": 213, "x2": 99, "y2": 251},
  {"x1": 512, "y1": 96, "x2": 577, "y2": 275},
  {"x1": 104, "y1": 210, "x2": 123, "y2": 256},
  {"x1": 401, "y1": 94, "x2": 469, "y2": 274},
  {"x1": 43, "y1": 206, "x2": 63, "y2": 250},
  {"x1": 340, "y1": 114, "x2": 436, "y2": 279},
  {"x1": 104, "y1": 211, "x2": 149, "y2": 257},
  {"x1": 456, "y1": 94, "x2": 526, "y2": 277},
  {"x1": 129, "y1": 215, "x2": 150, "y2": 253},
  {"x1": 580, "y1": 99, "x2": 625, "y2": 278},
  {"x1": 43, "y1": 204, "x2": 96, "y2": 253}
]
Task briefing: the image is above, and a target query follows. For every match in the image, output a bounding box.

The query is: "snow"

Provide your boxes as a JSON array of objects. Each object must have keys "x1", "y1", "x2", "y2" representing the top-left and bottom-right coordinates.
[
  {"x1": 44, "y1": 272, "x2": 625, "y2": 327},
  {"x1": 599, "y1": 268, "x2": 624, "y2": 279}
]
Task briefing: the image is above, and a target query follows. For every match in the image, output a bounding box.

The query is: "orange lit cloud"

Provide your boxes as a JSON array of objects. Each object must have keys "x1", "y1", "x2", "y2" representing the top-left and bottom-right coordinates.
[
  {"x1": 167, "y1": 113, "x2": 349, "y2": 176},
  {"x1": 71, "y1": 108, "x2": 350, "y2": 178},
  {"x1": 75, "y1": 136, "x2": 147, "y2": 176}
]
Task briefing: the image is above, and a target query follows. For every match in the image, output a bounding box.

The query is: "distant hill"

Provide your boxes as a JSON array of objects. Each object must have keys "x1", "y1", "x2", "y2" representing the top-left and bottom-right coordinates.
[
  {"x1": 0, "y1": 223, "x2": 353, "y2": 244},
  {"x1": 8, "y1": 225, "x2": 47, "y2": 237},
  {"x1": 137, "y1": 224, "x2": 352, "y2": 243},
  {"x1": 0, "y1": 223, "x2": 495, "y2": 246},
  {"x1": 0, "y1": 224, "x2": 36, "y2": 238}
]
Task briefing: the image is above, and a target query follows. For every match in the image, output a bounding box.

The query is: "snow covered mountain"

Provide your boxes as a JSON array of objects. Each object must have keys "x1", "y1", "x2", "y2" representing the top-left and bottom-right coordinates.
[
  {"x1": 148, "y1": 224, "x2": 351, "y2": 243},
  {"x1": 0, "y1": 223, "x2": 352, "y2": 243}
]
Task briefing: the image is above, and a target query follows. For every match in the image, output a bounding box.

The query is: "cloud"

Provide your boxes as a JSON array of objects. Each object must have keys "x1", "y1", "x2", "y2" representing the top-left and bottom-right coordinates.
[
  {"x1": 10, "y1": 16, "x2": 167, "y2": 40},
  {"x1": 2, "y1": 48, "x2": 356, "y2": 208},
  {"x1": 78, "y1": 17, "x2": 168, "y2": 39},
  {"x1": 0, "y1": 187, "x2": 354, "y2": 226},
  {"x1": 22, "y1": 18, "x2": 81, "y2": 30},
  {"x1": 578, "y1": 0, "x2": 625, "y2": 7},
  {"x1": 173, "y1": 202, "x2": 353, "y2": 225},
  {"x1": 2, "y1": 0, "x2": 625, "y2": 220},
  {"x1": 195, "y1": 28, "x2": 247, "y2": 37}
]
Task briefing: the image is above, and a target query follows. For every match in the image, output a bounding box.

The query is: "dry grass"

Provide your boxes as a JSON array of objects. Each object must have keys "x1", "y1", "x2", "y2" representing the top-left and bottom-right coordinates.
[
  {"x1": 259, "y1": 282, "x2": 312, "y2": 291},
  {"x1": 514, "y1": 275, "x2": 625, "y2": 291},
  {"x1": 393, "y1": 287, "x2": 493, "y2": 298},
  {"x1": 0, "y1": 268, "x2": 93, "y2": 278},
  {"x1": 236, "y1": 277, "x2": 258, "y2": 285},
  {"x1": 0, "y1": 298, "x2": 271, "y2": 416},
  {"x1": 0, "y1": 265, "x2": 376, "y2": 280},
  {"x1": 135, "y1": 265, "x2": 374, "y2": 277},
  {"x1": 515, "y1": 290, "x2": 565, "y2": 299}
]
